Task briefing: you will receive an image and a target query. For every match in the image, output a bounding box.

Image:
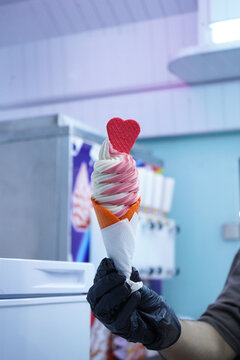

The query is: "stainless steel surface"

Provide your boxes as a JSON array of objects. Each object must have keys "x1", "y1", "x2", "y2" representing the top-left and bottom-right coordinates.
[
  {"x1": 0, "y1": 137, "x2": 59, "y2": 259},
  {"x1": 0, "y1": 114, "x2": 104, "y2": 145}
]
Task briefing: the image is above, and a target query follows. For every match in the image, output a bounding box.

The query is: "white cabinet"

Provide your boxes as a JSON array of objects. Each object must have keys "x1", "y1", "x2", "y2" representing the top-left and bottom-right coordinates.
[{"x1": 0, "y1": 258, "x2": 94, "y2": 360}]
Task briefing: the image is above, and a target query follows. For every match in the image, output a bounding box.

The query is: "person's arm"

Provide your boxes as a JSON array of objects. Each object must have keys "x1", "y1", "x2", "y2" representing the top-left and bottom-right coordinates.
[{"x1": 160, "y1": 320, "x2": 236, "y2": 360}]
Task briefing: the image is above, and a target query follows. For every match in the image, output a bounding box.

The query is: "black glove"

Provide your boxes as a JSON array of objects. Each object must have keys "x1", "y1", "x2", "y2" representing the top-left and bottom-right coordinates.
[{"x1": 87, "y1": 258, "x2": 181, "y2": 350}]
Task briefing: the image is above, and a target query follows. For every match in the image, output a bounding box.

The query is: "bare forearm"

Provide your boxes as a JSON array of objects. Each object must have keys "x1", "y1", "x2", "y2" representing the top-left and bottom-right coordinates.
[{"x1": 160, "y1": 320, "x2": 236, "y2": 360}]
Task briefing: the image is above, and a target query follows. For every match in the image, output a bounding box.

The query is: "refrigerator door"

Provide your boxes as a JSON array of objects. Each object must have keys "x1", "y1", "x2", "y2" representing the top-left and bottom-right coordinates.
[
  {"x1": 0, "y1": 258, "x2": 94, "y2": 296},
  {"x1": 0, "y1": 295, "x2": 90, "y2": 360},
  {"x1": 0, "y1": 259, "x2": 94, "y2": 360}
]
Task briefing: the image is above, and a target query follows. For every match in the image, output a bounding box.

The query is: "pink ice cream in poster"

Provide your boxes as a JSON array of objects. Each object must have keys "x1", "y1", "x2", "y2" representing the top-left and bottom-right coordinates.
[
  {"x1": 71, "y1": 162, "x2": 92, "y2": 231},
  {"x1": 90, "y1": 318, "x2": 112, "y2": 360},
  {"x1": 112, "y1": 336, "x2": 147, "y2": 360}
]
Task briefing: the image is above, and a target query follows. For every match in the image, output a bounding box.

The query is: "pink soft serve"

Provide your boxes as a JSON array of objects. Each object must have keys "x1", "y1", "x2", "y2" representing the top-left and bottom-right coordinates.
[{"x1": 99, "y1": 141, "x2": 139, "y2": 217}]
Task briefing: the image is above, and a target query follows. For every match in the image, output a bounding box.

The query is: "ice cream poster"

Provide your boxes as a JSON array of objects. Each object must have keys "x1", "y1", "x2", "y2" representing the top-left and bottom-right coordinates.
[
  {"x1": 71, "y1": 137, "x2": 96, "y2": 262},
  {"x1": 90, "y1": 317, "x2": 147, "y2": 360}
]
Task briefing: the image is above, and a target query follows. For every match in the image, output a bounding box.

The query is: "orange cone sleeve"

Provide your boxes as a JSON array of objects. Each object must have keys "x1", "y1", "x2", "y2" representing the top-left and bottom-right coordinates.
[{"x1": 91, "y1": 197, "x2": 141, "y2": 229}]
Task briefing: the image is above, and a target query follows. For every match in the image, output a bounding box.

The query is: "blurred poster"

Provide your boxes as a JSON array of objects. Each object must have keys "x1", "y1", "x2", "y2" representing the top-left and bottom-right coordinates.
[
  {"x1": 71, "y1": 138, "x2": 94, "y2": 262},
  {"x1": 90, "y1": 317, "x2": 147, "y2": 360},
  {"x1": 90, "y1": 317, "x2": 112, "y2": 360}
]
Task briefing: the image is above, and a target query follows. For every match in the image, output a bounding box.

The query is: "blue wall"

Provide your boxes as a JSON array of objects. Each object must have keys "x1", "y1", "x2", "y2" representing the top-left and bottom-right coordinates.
[{"x1": 139, "y1": 131, "x2": 240, "y2": 319}]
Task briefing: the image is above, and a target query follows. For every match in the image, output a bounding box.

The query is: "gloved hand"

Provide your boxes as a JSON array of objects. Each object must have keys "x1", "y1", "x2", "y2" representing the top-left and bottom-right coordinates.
[{"x1": 87, "y1": 258, "x2": 181, "y2": 350}]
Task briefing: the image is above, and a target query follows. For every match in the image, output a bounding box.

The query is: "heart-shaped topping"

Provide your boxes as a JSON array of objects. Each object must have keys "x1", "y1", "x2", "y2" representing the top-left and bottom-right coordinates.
[{"x1": 107, "y1": 117, "x2": 141, "y2": 154}]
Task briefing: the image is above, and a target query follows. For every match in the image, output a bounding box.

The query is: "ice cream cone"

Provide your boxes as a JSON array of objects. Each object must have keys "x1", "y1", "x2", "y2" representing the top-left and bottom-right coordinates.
[
  {"x1": 92, "y1": 197, "x2": 142, "y2": 290},
  {"x1": 90, "y1": 118, "x2": 142, "y2": 291},
  {"x1": 91, "y1": 197, "x2": 141, "y2": 229}
]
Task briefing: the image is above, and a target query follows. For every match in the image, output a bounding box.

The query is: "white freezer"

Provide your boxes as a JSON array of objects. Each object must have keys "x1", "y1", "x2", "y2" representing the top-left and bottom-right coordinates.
[{"x1": 0, "y1": 258, "x2": 94, "y2": 360}]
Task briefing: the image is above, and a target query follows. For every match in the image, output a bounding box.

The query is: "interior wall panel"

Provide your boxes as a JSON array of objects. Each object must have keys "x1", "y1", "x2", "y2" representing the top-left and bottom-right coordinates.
[
  {"x1": 210, "y1": 0, "x2": 240, "y2": 23},
  {"x1": 0, "y1": 0, "x2": 198, "y2": 46},
  {"x1": 0, "y1": 13, "x2": 197, "y2": 103},
  {"x1": 222, "y1": 81, "x2": 240, "y2": 129},
  {"x1": 1, "y1": 80, "x2": 240, "y2": 138},
  {"x1": 204, "y1": 84, "x2": 224, "y2": 131},
  {"x1": 1, "y1": 11, "x2": 240, "y2": 137},
  {"x1": 172, "y1": 87, "x2": 191, "y2": 133},
  {"x1": 188, "y1": 85, "x2": 208, "y2": 133}
]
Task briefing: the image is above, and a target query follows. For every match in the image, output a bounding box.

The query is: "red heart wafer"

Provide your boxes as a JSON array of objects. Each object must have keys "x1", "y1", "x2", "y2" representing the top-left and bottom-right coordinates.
[{"x1": 107, "y1": 117, "x2": 141, "y2": 154}]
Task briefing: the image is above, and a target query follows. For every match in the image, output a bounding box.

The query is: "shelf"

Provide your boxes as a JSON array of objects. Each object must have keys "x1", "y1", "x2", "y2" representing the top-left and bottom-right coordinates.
[{"x1": 168, "y1": 41, "x2": 240, "y2": 84}]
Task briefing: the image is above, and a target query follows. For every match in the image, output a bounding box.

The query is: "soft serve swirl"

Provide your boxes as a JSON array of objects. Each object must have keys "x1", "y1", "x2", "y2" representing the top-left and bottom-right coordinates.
[{"x1": 91, "y1": 139, "x2": 139, "y2": 217}]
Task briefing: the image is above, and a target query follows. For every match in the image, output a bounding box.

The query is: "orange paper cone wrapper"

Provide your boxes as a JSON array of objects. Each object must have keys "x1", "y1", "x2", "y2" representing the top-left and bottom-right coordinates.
[{"x1": 91, "y1": 197, "x2": 141, "y2": 229}]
